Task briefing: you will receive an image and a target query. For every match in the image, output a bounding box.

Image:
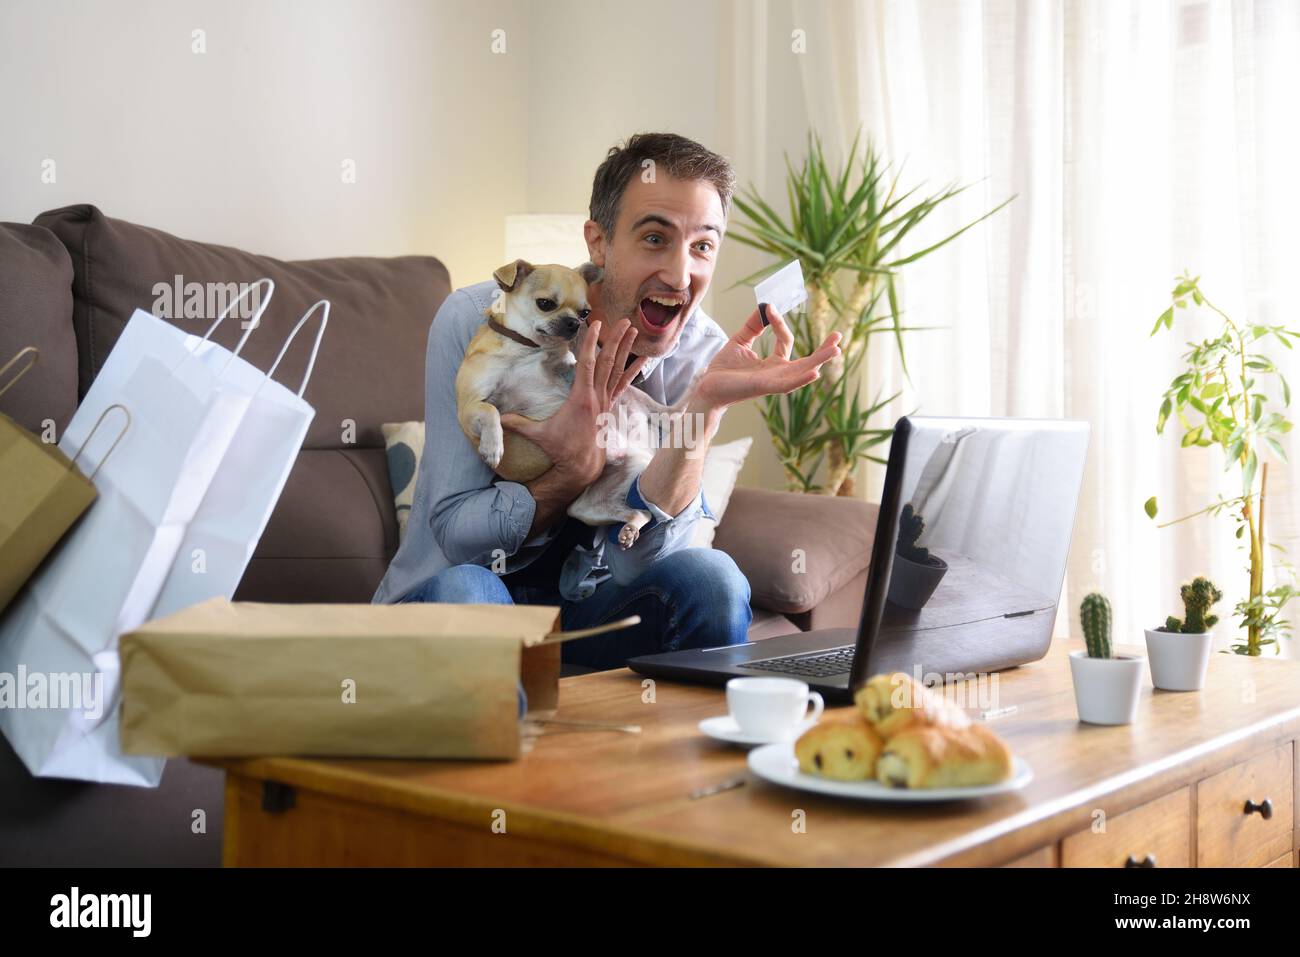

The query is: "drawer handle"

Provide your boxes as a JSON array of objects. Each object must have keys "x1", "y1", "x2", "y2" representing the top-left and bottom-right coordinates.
[
  {"x1": 1243, "y1": 798, "x2": 1273, "y2": 820},
  {"x1": 262, "y1": 780, "x2": 296, "y2": 815},
  {"x1": 1124, "y1": 854, "x2": 1157, "y2": 868}
]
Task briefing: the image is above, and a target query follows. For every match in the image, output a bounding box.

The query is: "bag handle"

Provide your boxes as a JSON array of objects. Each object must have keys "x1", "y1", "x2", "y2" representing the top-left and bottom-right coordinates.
[
  {"x1": 262, "y1": 299, "x2": 330, "y2": 399},
  {"x1": 0, "y1": 346, "x2": 40, "y2": 401},
  {"x1": 68, "y1": 403, "x2": 131, "y2": 482},
  {"x1": 540, "y1": 614, "x2": 642, "y2": 645},
  {"x1": 170, "y1": 278, "x2": 276, "y2": 378}
]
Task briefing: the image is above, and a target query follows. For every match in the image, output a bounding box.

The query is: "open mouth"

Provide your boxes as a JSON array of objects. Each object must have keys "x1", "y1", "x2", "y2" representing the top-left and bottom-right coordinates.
[{"x1": 638, "y1": 294, "x2": 687, "y2": 331}]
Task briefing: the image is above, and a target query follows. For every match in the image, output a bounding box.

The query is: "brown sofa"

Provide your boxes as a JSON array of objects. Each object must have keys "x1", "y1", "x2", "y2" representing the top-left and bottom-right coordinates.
[{"x1": 0, "y1": 206, "x2": 876, "y2": 865}]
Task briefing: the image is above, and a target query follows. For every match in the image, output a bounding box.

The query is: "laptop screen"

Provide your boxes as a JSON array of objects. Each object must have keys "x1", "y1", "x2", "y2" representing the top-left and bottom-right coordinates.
[{"x1": 850, "y1": 416, "x2": 1091, "y2": 688}]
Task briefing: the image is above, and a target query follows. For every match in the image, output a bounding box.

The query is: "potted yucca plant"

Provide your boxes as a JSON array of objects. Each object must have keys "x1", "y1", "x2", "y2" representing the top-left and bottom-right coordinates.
[
  {"x1": 730, "y1": 129, "x2": 1012, "y2": 496},
  {"x1": 1144, "y1": 576, "x2": 1222, "y2": 691},
  {"x1": 1069, "y1": 593, "x2": 1145, "y2": 725}
]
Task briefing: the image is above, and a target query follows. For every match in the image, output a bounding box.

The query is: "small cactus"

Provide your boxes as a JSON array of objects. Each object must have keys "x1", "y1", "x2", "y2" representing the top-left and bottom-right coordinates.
[
  {"x1": 897, "y1": 503, "x2": 932, "y2": 563},
  {"x1": 1158, "y1": 576, "x2": 1222, "y2": 634},
  {"x1": 1081, "y1": 592, "x2": 1113, "y2": 659}
]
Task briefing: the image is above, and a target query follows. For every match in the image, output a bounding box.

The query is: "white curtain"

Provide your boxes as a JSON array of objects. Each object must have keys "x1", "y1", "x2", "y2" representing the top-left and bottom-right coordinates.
[{"x1": 782, "y1": 0, "x2": 1300, "y2": 654}]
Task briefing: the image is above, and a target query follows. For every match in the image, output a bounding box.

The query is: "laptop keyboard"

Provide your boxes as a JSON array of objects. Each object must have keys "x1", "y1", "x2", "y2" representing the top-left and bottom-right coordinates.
[{"x1": 744, "y1": 646, "x2": 856, "y2": 678}]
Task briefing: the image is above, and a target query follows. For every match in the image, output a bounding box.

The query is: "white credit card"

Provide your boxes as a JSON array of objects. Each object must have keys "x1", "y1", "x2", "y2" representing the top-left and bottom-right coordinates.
[{"x1": 754, "y1": 259, "x2": 808, "y2": 317}]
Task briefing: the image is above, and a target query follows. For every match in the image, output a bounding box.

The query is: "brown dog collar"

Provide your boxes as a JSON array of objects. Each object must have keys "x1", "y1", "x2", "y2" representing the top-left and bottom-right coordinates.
[{"x1": 487, "y1": 316, "x2": 541, "y2": 349}]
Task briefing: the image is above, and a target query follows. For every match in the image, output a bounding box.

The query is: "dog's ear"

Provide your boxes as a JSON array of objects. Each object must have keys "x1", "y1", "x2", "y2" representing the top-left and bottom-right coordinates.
[
  {"x1": 577, "y1": 262, "x2": 603, "y2": 286},
  {"x1": 493, "y1": 259, "x2": 534, "y2": 292}
]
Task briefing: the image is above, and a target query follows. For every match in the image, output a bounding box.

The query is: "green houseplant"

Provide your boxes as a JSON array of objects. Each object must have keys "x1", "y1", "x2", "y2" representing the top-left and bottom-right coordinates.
[
  {"x1": 1145, "y1": 274, "x2": 1299, "y2": 656},
  {"x1": 730, "y1": 129, "x2": 1012, "y2": 496},
  {"x1": 1145, "y1": 577, "x2": 1222, "y2": 691}
]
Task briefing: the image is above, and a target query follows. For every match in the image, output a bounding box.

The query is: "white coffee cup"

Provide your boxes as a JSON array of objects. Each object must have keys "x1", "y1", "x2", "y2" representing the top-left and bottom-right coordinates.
[{"x1": 726, "y1": 677, "x2": 824, "y2": 740}]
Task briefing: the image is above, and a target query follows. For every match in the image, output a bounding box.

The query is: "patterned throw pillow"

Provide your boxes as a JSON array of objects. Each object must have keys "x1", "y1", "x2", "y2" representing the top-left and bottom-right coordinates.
[
  {"x1": 380, "y1": 422, "x2": 752, "y2": 546},
  {"x1": 381, "y1": 421, "x2": 425, "y2": 540}
]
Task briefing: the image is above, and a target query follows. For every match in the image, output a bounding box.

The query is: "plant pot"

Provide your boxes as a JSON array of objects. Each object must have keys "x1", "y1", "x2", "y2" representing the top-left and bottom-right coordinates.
[
  {"x1": 887, "y1": 553, "x2": 948, "y2": 609},
  {"x1": 1068, "y1": 651, "x2": 1145, "y2": 725},
  {"x1": 1144, "y1": 628, "x2": 1213, "y2": 691}
]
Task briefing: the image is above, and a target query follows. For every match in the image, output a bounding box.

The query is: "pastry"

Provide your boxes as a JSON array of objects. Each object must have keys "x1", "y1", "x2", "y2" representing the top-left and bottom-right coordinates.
[
  {"x1": 853, "y1": 671, "x2": 971, "y2": 737},
  {"x1": 874, "y1": 722, "x2": 1014, "y2": 789},
  {"x1": 795, "y1": 717, "x2": 884, "y2": 781}
]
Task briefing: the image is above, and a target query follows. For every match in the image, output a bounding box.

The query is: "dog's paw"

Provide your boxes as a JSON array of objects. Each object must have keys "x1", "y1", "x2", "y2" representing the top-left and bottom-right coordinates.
[
  {"x1": 617, "y1": 522, "x2": 641, "y2": 549},
  {"x1": 478, "y1": 427, "x2": 504, "y2": 470}
]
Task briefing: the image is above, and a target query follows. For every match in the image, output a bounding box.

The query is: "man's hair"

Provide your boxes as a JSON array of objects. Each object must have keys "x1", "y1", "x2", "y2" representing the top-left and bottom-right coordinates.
[{"x1": 589, "y1": 132, "x2": 737, "y2": 238}]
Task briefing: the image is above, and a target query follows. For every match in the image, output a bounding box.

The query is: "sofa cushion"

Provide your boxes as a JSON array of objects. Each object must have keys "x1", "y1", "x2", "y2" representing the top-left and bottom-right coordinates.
[
  {"x1": 748, "y1": 606, "x2": 802, "y2": 640},
  {"x1": 0, "y1": 223, "x2": 78, "y2": 435},
  {"x1": 33, "y1": 204, "x2": 452, "y2": 450},
  {"x1": 785, "y1": 566, "x2": 869, "y2": 633},
  {"x1": 713, "y1": 487, "x2": 877, "y2": 615},
  {"x1": 233, "y1": 447, "x2": 397, "y2": 604}
]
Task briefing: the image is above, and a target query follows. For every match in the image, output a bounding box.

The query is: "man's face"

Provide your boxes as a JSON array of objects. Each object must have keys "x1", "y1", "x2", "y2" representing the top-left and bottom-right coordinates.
[{"x1": 584, "y1": 173, "x2": 725, "y2": 358}]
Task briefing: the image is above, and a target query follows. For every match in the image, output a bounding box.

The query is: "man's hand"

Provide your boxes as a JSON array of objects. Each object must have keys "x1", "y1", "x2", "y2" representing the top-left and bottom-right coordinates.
[
  {"x1": 500, "y1": 318, "x2": 647, "y2": 537},
  {"x1": 689, "y1": 305, "x2": 842, "y2": 413},
  {"x1": 633, "y1": 307, "x2": 841, "y2": 521}
]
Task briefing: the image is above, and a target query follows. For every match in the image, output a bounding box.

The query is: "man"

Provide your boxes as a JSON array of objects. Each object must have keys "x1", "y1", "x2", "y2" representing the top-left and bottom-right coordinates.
[{"x1": 373, "y1": 132, "x2": 841, "y2": 672}]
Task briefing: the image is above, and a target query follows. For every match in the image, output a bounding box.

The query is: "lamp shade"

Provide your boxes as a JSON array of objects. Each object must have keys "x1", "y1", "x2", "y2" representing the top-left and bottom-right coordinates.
[{"x1": 504, "y1": 214, "x2": 590, "y2": 268}]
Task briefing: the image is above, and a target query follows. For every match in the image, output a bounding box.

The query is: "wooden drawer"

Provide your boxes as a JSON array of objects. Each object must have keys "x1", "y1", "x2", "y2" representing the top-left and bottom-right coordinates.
[
  {"x1": 1001, "y1": 845, "x2": 1058, "y2": 867},
  {"x1": 1196, "y1": 744, "x2": 1293, "y2": 867},
  {"x1": 1062, "y1": 788, "x2": 1190, "y2": 868}
]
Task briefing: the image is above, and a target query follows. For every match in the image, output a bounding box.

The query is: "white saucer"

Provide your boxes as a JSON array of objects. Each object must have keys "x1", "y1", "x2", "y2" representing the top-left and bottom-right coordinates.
[{"x1": 698, "y1": 714, "x2": 816, "y2": 747}]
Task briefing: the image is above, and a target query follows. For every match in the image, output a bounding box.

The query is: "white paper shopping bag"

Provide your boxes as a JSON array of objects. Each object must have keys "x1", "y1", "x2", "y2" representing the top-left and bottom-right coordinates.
[
  {"x1": 0, "y1": 283, "x2": 274, "y2": 785},
  {"x1": 151, "y1": 300, "x2": 329, "y2": 618}
]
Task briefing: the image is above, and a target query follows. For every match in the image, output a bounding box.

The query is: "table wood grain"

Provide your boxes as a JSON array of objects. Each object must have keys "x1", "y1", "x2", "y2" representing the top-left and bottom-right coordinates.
[{"x1": 201, "y1": 639, "x2": 1300, "y2": 866}]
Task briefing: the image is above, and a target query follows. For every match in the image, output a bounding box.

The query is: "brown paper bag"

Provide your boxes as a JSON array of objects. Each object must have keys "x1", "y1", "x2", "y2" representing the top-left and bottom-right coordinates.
[
  {"x1": 119, "y1": 596, "x2": 637, "y2": 761},
  {"x1": 0, "y1": 348, "x2": 118, "y2": 613}
]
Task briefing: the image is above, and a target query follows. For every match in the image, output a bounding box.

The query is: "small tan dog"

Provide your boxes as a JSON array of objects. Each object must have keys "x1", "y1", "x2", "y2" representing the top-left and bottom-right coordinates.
[{"x1": 456, "y1": 259, "x2": 684, "y2": 548}]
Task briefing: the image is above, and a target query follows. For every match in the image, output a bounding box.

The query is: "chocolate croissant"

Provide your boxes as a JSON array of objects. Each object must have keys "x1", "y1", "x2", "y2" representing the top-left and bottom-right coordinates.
[
  {"x1": 853, "y1": 671, "x2": 971, "y2": 737},
  {"x1": 795, "y1": 717, "x2": 884, "y2": 782},
  {"x1": 875, "y1": 722, "x2": 1014, "y2": 789}
]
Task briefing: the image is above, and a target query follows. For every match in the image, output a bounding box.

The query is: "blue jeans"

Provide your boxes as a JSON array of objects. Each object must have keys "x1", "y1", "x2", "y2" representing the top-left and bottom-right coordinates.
[{"x1": 397, "y1": 548, "x2": 753, "y2": 691}]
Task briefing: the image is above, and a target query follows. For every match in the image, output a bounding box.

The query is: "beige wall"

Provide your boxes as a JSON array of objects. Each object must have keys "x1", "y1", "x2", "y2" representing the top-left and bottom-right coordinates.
[
  {"x1": 0, "y1": 0, "x2": 531, "y2": 284},
  {"x1": 519, "y1": 0, "x2": 814, "y2": 490},
  {"x1": 0, "y1": 0, "x2": 817, "y2": 491}
]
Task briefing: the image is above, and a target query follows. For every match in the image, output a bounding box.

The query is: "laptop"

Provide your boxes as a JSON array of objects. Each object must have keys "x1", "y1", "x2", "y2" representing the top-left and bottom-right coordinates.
[{"x1": 628, "y1": 415, "x2": 1091, "y2": 703}]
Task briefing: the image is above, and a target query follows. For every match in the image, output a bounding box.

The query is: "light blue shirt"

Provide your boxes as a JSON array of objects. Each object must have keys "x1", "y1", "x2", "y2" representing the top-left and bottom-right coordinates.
[{"x1": 372, "y1": 278, "x2": 729, "y2": 605}]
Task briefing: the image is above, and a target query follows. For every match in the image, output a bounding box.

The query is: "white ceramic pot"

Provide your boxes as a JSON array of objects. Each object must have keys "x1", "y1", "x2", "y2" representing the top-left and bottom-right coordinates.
[
  {"x1": 1144, "y1": 628, "x2": 1213, "y2": 691},
  {"x1": 1068, "y1": 651, "x2": 1145, "y2": 725}
]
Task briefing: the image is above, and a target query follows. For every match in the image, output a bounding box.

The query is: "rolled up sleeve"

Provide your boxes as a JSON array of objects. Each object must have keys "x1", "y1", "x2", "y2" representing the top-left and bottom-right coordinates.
[{"x1": 601, "y1": 472, "x2": 717, "y2": 585}]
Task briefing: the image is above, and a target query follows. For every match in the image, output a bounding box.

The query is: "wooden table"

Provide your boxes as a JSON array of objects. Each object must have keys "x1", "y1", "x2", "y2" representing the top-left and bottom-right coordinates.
[{"x1": 201, "y1": 640, "x2": 1300, "y2": 867}]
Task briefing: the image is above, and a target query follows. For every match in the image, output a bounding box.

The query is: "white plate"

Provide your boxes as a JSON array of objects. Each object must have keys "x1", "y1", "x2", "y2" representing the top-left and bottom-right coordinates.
[
  {"x1": 747, "y1": 742, "x2": 1034, "y2": 801},
  {"x1": 698, "y1": 714, "x2": 816, "y2": 747}
]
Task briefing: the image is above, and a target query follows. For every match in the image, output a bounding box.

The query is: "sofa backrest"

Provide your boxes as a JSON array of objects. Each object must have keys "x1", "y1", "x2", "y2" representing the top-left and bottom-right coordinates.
[
  {"x1": 32, "y1": 204, "x2": 451, "y2": 451},
  {"x1": 0, "y1": 222, "x2": 79, "y2": 435},
  {"x1": 3, "y1": 205, "x2": 453, "y2": 604}
]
